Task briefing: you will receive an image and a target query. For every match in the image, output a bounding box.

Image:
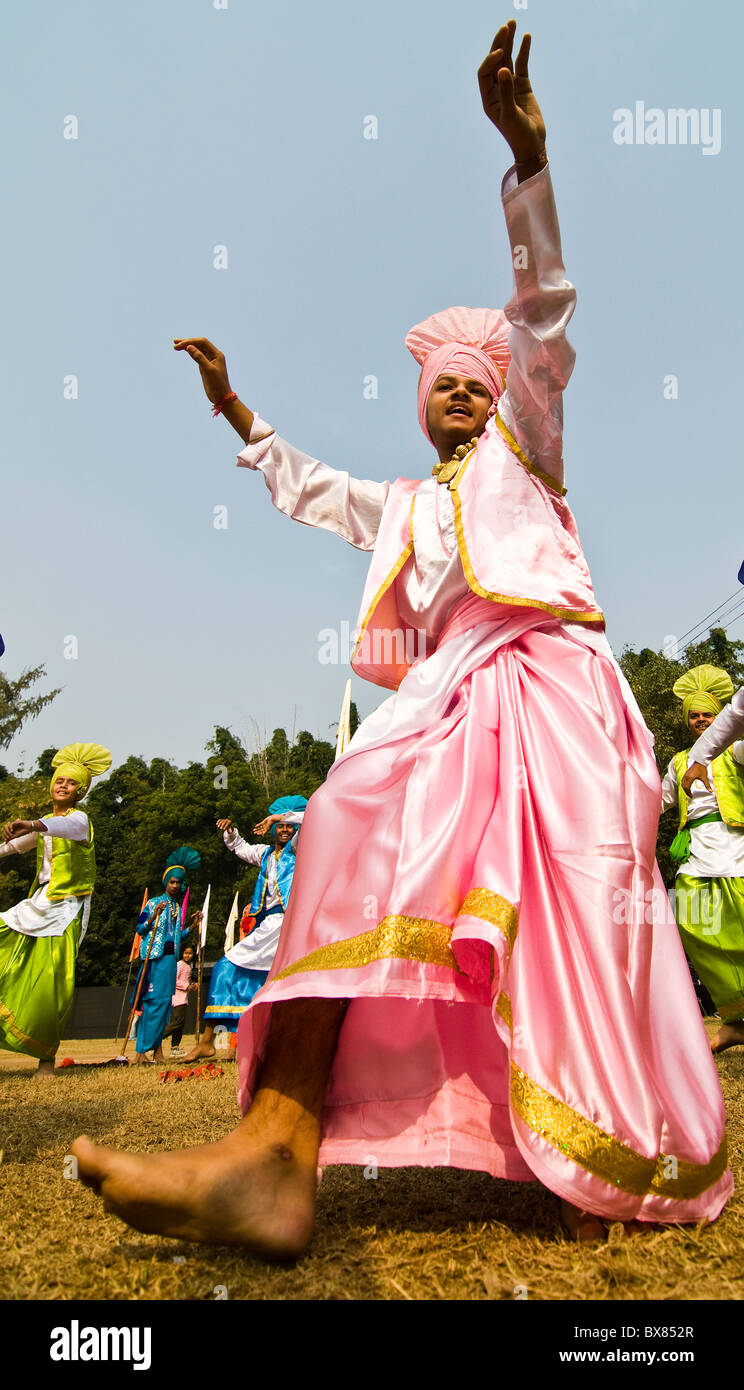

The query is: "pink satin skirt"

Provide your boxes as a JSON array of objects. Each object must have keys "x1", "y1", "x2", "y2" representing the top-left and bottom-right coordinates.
[{"x1": 237, "y1": 611, "x2": 731, "y2": 1222}]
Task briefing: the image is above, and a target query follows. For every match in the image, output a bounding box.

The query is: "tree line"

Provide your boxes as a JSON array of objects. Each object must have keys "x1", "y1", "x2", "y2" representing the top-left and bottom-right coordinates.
[{"x1": 1, "y1": 626, "x2": 742, "y2": 984}]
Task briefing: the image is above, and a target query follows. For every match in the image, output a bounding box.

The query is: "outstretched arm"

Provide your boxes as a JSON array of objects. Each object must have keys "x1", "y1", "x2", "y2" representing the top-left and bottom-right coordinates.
[
  {"x1": 218, "y1": 820, "x2": 265, "y2": 867},
  {"x1": 176, "y1": 338, "x2": 388, "y2": 550},
  {"x1": 173, "y1": 338, "x2": 259, "y2": 444},
  {"x1": 479, "y1": 21, "x2": 576, "y2": 487}
]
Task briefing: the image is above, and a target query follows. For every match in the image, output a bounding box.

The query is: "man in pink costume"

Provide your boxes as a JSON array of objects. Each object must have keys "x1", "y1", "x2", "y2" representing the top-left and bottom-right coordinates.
[{"x1": 73, "y1": 22, "x2": 731, "y2": 1252}]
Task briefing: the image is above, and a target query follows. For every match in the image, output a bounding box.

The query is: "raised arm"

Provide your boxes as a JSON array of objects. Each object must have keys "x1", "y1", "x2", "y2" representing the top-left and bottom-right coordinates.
[
  {"x1": 217, "y1": 819, "x2": 265, "y2": 867},
  {"x1": 175, "y1": 337, "x2": 388, "y2": 550},
  {"x1": 478, "y1": 21, "x2": 576, "y2": 487}
]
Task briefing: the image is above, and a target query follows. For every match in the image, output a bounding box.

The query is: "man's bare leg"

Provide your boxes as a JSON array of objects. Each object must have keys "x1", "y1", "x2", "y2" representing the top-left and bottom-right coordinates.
[
  {"x1": 34, "y1": 1056, "x2": 56, "y2": 1078},
  {"x1": 71, "y1": 998, "x2": 345, "y2": 1260},
  {"x1": 181, "y1": 1024, "x2": 217, "y2": 1063},
  {"x1": 710, "y1": 1020, "x2": 744, "y2": 1054}
]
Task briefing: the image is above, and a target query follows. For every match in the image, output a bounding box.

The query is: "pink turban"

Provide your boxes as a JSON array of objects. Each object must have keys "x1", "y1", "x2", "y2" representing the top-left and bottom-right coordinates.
[{"x1": 405, "y1": 306, "x2": 511, "y2": 443}]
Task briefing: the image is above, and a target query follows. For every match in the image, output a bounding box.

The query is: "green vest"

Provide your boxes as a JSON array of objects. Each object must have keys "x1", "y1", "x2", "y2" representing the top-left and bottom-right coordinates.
[
  {"x1": 30, "y1": 813, "x2": 96, "y2": 902},
  {"x1": 673, "y1": 748, "x2": 744, "y2": 831}
]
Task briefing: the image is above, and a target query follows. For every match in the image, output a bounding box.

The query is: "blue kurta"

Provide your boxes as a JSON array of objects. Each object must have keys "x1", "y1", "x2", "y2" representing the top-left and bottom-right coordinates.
[{"x1": 135, "y1": 893, "x2": 190, "y2": 1054}]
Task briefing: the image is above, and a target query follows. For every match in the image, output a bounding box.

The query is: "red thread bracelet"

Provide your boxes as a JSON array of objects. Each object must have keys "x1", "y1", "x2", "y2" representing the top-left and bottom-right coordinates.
[{"x1": 211, "y1": 391, "x2": 238, "y2": 418}]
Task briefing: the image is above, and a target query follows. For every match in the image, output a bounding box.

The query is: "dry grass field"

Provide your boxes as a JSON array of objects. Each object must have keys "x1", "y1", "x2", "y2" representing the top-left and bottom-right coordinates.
[{"x1": 1, "y1": 1031, "x2": 743, "y2": 1302}]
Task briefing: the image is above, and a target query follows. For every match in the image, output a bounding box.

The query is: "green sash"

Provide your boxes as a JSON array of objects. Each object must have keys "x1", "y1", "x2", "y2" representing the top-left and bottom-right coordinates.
[{"x1": 669, "y1": 812, "x2": 723, "y2": 865}]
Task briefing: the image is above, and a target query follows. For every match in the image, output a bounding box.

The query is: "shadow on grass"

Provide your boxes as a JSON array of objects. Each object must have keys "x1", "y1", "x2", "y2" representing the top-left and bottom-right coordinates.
[{"x1": 315, "y1": 1165, "x2": 560, "y2": 1238}]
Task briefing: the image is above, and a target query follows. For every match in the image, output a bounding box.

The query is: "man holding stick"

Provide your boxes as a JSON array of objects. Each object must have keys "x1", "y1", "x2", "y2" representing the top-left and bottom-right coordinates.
[{"x1": 131, "y1": 848, "x2": 201, "y2": 1064}]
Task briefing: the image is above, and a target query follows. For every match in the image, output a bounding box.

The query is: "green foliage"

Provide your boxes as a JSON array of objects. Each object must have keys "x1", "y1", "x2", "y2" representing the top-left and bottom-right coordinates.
[
  {"x1": 0, "y1": 666, "x2": 60, "y2": 750},
  {"x1": 618, "y1": 626, "x2": 744, "y2": 882},
  {"x1": 0, "y1": 724, "x2": 335, "y2": 986}
]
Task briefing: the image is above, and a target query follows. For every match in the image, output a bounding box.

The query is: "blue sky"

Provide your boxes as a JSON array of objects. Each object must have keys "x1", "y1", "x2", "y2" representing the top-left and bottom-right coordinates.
[{"x1": 2, "y1": 0, "x2": 741, "y2": 773}]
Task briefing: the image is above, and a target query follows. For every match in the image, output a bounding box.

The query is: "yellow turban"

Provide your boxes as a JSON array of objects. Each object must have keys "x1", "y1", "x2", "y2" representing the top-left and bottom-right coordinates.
[
  {"x1": 50, "y1": 743, "x2": 112, "y2": 800},
  {"x1": 672, "y1": 665, "x2": 734, "y2": 723}
]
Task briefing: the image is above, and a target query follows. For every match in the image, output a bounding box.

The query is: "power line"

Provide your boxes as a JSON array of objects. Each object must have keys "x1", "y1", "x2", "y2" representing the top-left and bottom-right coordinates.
[
  {"x1": 680, "y1": 597, "x2": 744, "y2": 654},
  {"x1": 676, "y1": 587, "x2": 743, "y2": 646}
]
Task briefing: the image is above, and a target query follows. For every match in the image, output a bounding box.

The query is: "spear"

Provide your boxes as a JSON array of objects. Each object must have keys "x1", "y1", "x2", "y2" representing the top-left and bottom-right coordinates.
[
  {"x1": 121, "y1": 899, "x2": 165, "y2": 1057},
  {"x1": 335, "y1": 677, "x2": 352, "y2": 761},
  {"x1": 224, "y1": 890, "x2": 239, "y2": 954},
  {"x1": 114, "y1": 887, "x2": 148, "y2": 1049},
  {"x1": 196, "y1": 884, "x2": 211, "y2": 1044}
]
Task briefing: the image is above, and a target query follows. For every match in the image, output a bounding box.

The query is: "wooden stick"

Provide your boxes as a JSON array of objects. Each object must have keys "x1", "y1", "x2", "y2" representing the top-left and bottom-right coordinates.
[
  {"x1": 121, "y1": 908, "x2": 162, "y2": 1057},
  {"x1": 195, "y1": 929, "x2": 204, "y2": 1045},
  {"x1": 113, "y1": 957, "x2": 135, "y2": 1050}
]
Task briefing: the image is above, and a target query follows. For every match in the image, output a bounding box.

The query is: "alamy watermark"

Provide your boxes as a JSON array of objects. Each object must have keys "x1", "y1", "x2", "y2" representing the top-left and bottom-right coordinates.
[
  {"x1": 613, "y1": 102, "x2": 721, "y2": 156},
  {"x1": 613, "y1": 884, "x2": 723, "y2": 934},
  {"x1": 318, "y1": 621, "x2": 427, "y2": 667}
]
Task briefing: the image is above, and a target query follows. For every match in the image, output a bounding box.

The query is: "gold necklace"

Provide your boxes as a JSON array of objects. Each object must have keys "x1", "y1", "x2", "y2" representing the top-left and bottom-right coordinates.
[{"x1": 432, "y1": 438, "x2": 479, "y2": 487}]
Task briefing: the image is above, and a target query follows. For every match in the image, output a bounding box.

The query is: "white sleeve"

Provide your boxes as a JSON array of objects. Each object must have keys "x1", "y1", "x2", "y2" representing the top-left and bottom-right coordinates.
[
  {"x1": 660, "y1": 763, "x2": 678, "y2": 812},
  {"x1": 688, "y1": 688, "x2": 744, "y2": 765},
  {"x1": 497, "y1": 164, "x2": 576, "y2": 489},
  {"x1": 236, "y1": 414, "x2": 388, "y2": 552},
  {"x1": 224, "y1": 829, "x2": 264, "y2": 866},
  {"x1": 39, "y1": 810, "x2": 91, "y2": 841},
  {"x1": 278, "y1": 811, "x2": 305, "y2": 826},
  {"x1": 0, "y1": 831, "x2": 38, "y2": 858}
]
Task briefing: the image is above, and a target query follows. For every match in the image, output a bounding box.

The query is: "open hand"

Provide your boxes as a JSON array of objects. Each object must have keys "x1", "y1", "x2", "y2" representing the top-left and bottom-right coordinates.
[
  {"x1": 478, "y1": 20, "x2": 546, "y2": 162},
  {"x1": 253, "y1": 816, "x2": 277, "y2": 836},
  {"x1": 174, "y1": 337, "x2": 232, "y2": 406}
]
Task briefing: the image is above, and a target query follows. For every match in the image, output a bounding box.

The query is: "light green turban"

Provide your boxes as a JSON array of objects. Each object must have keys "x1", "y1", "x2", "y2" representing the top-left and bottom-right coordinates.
[
  {"x1": 672, "y1": 665, "x2": 734, "y2": 723},
  {"x1": 50, "y1": 743, "x2": 112, "y2": 800}
]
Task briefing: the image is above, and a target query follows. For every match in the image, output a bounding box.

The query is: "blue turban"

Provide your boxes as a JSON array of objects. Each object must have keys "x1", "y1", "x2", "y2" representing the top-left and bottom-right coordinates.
[
  {"x1": 162, "y1": 845, "x2": 201, "y2": 889},
  {"x1": 269, "y1": 795, "x2": 308, "y2": 842}
]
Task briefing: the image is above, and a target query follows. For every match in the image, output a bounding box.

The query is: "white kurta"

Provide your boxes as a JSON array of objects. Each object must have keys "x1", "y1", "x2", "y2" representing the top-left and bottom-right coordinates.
[
  {"x1": 0, "y1": 811, "x2": 93, "y2": 940},
  {"x1": 661, "y1": 746, "x2": 744, "y2": 878},
  {"x1": 223, "y1": 813, "x2": 304, "y2": 971}
]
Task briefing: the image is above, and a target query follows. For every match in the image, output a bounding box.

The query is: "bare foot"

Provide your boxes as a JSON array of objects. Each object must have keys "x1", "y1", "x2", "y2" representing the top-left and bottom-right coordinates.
[
  {"x1": 134, "y1": 1053, "x2": 152, "y2": 1066},
  {"x1": 711, "y1": 1021, "x2": 744, "y2": 1054},
  {"x1": 34, "y1": 1058, "x2": 56, "y2": 1079},
  {"x1": 152, "y1": 1048, "x2": 166, "y2": 1063},
  {"x1": 560, "y1": 1199, "x2": 606, "y2": 1243},
  {"x1": 181, "y1": 1041, "x2": 216, "y2": 1063},
  {"x1": 70, "y1": 1122, "x2": 316, "y2": 1260}
]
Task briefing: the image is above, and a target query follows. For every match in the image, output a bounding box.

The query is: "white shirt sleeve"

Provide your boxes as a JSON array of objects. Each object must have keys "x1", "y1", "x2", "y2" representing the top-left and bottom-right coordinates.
[
  {"x1": 38, "y1": 810, "x2": 91, "y2": 841},
  {"x1": 688, "y1": 688, "x2": 744, "y2": 765},
  {"x1": 223, "y1": 828, "x2": 265, "y2": 866},
  {"x1": 497, "y1": 164, "x2": 576, "y2": 490},
  {"x1": 0, "y1": 831, "x2": 38, "y2": 858},
  {"x1": 660, "y1": 762, "x2": 678, "y2": 812},
  {"x1": 235, "y1": 414, "x2": 388, "y2": 552}
]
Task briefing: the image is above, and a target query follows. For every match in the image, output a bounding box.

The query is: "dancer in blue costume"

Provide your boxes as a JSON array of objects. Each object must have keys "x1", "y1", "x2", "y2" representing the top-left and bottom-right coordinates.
[
  {"x1": 183, "y1": 797, "x2": 306, "y2": 1062},
  {"x1": 135, "y1": 846, "x2": 201, "y2": 1064}
]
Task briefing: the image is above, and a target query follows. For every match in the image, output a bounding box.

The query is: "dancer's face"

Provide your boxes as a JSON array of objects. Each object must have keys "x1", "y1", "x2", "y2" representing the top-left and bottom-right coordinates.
[
  {"x1": 688, "y1": 709, "x2": 716, "y2": 736},
  {"x1": 274, "y1": 822, "x2": 295, "y2": 848},
  {"x1": 51, "y1": 776, "x2": 79, "y2": 809},
  {"x1": 183, "y1": 947, "x2": 194, "y2": 963},
  {"x1": 165, "y1": 876, "x2": 182, "y2": 898},
  {"x1": 426, "y1": 373, "x2": 493, "y2": 462}
]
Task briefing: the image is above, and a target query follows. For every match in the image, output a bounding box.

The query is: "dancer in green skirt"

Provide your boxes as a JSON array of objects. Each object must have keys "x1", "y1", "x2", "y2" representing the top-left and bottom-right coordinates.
[
  {"x1": 0, "y1": 742, "x2": 111, "y2": 1074},
  {"x1": 660, "y1": 666, "x2": 744, "y2": 1054}
]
